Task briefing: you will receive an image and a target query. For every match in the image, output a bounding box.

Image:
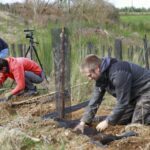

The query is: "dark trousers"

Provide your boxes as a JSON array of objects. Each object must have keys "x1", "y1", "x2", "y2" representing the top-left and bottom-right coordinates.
[
  {"x1": 25, "y1": 71, "x2": 44, "y2": 90},
  {"x1": 118, "y1": 91, "x2": 150, "y2": 125}
]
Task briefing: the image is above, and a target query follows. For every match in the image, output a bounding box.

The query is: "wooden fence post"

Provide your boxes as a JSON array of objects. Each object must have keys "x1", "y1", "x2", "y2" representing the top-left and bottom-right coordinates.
[
  {"x1": 143, "y1": 35, "x2": 149, "y2": 69},
  {"x1": 51, "y1": 27, "x2": 71, "y2": 119},
  {"x1": 87, "y1": 41, "x2": 98, "y2": 55},
  {"x1": 108, "y1": 46, "x2": 112, "y2": 57},
  {"x1": 87, "y1": 41, "x2": 93, "y2": 54},
  {"x1": 18, "y1": 44, "x2": 24, "y2": 57},
  {"x1": 128, "y1": 45, "x2": 134, "y2": 61},
  {"x1": 114, "y1": 38, "x2": 122, "y2": 60},
  {"x1": 23, "y1": 44, "x2": 27, "y2": 57},
  {"x1": 11, "y1": 44, "x2": 16, "y2": 57},
  {"x1": 102, "y1": 45, "x2": 105, "y2": 56}
]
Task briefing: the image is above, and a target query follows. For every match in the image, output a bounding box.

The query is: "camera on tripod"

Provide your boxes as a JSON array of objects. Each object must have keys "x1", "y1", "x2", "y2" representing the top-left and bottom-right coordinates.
[
  {"x1": 23, "y1": 29, "x2": 48, "y2": 83},
  {"x1": 24, "y1": 29, "x2": 34, "y2": 39}
]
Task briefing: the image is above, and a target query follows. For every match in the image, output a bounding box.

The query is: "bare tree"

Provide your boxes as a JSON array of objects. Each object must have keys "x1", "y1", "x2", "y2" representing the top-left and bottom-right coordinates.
[{"x1": 25, "y1": 0, "x2": 51, "y2": 20}]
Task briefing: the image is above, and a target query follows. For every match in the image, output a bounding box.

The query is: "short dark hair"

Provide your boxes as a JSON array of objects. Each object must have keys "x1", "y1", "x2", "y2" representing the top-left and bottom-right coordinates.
[
  {"x1": 80, "y1": 54, "x2": 101, "y2": 71},
  {"x1": 0, "y1": 58, "x2": 9, "y2": 72}
]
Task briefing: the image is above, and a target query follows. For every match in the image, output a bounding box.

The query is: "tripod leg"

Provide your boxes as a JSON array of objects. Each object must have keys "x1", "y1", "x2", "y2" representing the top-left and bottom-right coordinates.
[
  {"x1": 32, "y1": 46, "x2": 43, "y2": 69},
  {"x1": 31, "y1": 46, "x2": 33, "y2": 60},
  {"x1": 25, "y1": 46, "x2": 31, "y2": 57},
  {"x1": 32, "y1": 46, "x2": 49, "y2": 83}
]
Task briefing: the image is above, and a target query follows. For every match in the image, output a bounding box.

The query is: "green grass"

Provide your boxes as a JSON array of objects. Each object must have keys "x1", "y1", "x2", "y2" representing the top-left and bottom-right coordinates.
[
  {"x1": 120, "y1": 14, "x2": 150, "y2": 34},
  {"x1": 1, "y1": 10, "x2": 150, "y2": 101},
  {"x1": 120, "y1": 15, "x2": 150, "y2": 24}
]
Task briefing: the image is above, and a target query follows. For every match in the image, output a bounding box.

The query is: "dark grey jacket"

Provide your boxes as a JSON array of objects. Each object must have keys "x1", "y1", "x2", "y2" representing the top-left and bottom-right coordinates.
[{"x1": 81, "y1": 57, "x2": 150, "y2": 125}]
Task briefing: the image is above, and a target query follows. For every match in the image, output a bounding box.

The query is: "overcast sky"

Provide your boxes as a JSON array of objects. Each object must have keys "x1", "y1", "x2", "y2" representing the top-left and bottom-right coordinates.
[
  {"x1": 1, "y1": 0, "x2": 150, "y2": 9},
  {"x1": 0, "y1": 0, "x2": 23, "y2": 4},
  {"x1": 107, "y1": 0, "x2": 150, "y2": 9}
]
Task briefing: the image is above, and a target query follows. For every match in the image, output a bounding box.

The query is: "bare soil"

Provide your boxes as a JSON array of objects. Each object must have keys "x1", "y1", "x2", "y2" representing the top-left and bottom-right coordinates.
[{"x1": 0, "y1": 94, "x2": 149, "y2": 150}]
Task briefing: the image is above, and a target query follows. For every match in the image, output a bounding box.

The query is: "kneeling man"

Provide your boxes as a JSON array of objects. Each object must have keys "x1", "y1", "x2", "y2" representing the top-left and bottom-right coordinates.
[{"x1": 74, "y1": 54, "x2": 150, "y2": 133}]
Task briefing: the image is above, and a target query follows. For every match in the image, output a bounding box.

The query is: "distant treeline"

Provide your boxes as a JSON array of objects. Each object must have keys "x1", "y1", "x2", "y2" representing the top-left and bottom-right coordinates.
[
  {"x1": 0, "y1": 3, "x2": 10, "y2": 10},
  {"x1": 119, "y1": 7, "x2": 150, "y2": 13}
]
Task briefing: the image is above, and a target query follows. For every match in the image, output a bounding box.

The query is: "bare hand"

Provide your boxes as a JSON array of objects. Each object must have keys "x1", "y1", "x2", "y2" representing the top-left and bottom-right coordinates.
[
  {"x1": 5, "y1": 92, "x2": 12, "y2": 101},
  {"x1": 73, "y1": 122, "x2": 85, "y2": 134},
  {"x1": 96, "y1": 120, "x2": 108, "y2": 132}
]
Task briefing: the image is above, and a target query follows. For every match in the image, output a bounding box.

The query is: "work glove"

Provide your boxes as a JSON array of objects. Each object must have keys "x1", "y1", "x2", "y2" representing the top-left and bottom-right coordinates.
[
  {"x1": 4, "y1": 92, "x2": 13, "y2": 101},
  {"x1": 96, "y1": 120, "x2": 109, "y2": 132},
  {"x1": 73, "y1": 121, "x2": 85, "y2": 134}
]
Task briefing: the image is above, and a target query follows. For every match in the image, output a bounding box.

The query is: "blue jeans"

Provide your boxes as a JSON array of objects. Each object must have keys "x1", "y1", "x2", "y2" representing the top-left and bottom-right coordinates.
[{"x1": 0, "y1": 48, "x2": 9, "y2": 58}]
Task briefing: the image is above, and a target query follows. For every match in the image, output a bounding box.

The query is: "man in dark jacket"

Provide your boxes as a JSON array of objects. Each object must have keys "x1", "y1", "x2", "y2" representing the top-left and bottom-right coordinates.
[
  {"x1": 0, "y1": 38, "x2": 9, "y2": 58},
  {"x1": 74, "y1": 54, "x2": 150, "y2": 133}
]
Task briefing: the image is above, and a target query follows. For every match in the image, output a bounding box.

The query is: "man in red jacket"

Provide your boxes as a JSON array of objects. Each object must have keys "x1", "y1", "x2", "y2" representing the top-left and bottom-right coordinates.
[{"x1": 0, "y1": 57, "x2": 44, "y2": 101}]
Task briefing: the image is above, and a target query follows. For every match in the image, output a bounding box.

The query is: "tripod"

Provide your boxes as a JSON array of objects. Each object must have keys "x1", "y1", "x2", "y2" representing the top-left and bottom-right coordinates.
[
  {"x1": 24, "y1": 30, "x2": 48, "y2": 83},
  {"x1": 25, "y1": 38, "x2": 42, "y2": 70}
]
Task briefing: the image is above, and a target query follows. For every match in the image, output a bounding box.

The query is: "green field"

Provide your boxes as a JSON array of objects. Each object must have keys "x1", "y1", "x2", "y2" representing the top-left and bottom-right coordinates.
[
  {"x1": 120, "y1": 14, "x2": 150, "y2": 23},
  {"x1": 120, "y1": 14, "x2": 150, "y2": 33}
]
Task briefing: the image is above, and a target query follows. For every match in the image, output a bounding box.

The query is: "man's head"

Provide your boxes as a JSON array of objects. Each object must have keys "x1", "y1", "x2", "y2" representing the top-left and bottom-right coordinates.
[
  {"x1": 80, "y1": 54, "x2": 101, "y2": 80},
  {"x1": 0, "y1": 58, "x2": 9, "y2": 73}
]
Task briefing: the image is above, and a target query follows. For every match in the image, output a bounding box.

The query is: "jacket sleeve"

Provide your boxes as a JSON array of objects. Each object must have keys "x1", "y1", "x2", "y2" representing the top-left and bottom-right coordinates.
[
  {"x1": 81, "y1": 85, "x2": 106, "y2": 124},
  {"x1": 10, "y1": 64, "x2": 25, "y2": 95},
  {"x1": 106, "y1": 70, "x2": 132, "y2": 125}
]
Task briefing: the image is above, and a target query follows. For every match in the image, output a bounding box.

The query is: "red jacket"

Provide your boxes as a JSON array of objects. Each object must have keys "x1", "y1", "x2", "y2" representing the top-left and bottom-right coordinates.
[{"x1": 0, "y1": 57, "x2": 42, "y2": 95}]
